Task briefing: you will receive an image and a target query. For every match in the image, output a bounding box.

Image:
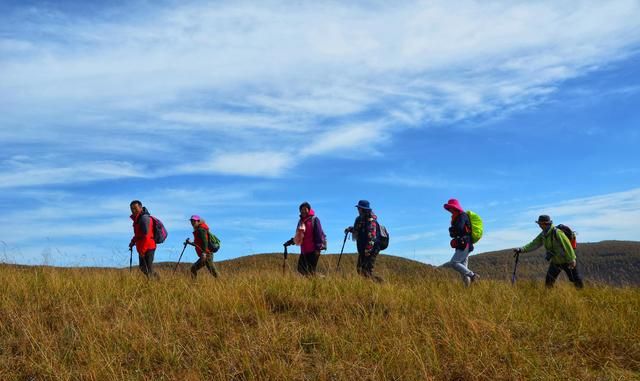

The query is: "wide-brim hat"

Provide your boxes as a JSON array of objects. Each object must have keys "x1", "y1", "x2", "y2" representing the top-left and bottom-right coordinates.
[
  {"x1": 355, "y1": 200, "x2": 371, "y2": 210},
  {"x1": 443, "y1": 198, "x2": 464, "y2": 213},
  {"x1": 535, "y1": 215, "x2": 552, "y2": 224}
]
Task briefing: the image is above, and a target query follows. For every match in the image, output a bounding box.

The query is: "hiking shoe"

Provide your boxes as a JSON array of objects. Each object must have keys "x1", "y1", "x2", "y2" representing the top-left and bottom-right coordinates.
[{"x1": 470, "y1": 273, "x2": 480, "y2": 283}]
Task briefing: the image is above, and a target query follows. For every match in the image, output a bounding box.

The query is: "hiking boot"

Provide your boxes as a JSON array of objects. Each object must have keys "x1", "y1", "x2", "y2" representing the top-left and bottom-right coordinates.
[{"x1": 470, "y1": 273, "x2": 480, "y2": 283}]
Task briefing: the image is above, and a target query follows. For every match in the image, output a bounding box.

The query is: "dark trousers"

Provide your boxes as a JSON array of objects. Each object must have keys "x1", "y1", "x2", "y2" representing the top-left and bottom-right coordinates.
[
  {"x1": 357, "y1": 252, "x2": 383, "y2": 282},
  {"x1": 191, "y1": 254, "x2": 219, "y2": 278},
  {"x1": 139, "y1": 249, "x2": 159, "y2": 279},
  {"x1": 297, "y1": 251, "x2": 320, "y2": 276},
  {"x1": 545, "y1": 262, "x2": 584, "y2": 289}
]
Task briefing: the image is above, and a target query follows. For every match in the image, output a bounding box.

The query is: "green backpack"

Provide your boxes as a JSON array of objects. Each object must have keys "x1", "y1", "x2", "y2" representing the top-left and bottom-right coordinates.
[
  {"x1": 466, "y1": 210, "x2": 483, "y2": 244},
  {"x1": 208, "y1": 231, "x2": 221, "y2": 253}
]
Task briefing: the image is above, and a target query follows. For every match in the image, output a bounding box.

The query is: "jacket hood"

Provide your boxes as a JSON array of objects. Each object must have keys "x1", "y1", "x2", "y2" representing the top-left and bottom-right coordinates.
[{"x1": 444, "y1": 199, "x2": 464, "y2": 214}]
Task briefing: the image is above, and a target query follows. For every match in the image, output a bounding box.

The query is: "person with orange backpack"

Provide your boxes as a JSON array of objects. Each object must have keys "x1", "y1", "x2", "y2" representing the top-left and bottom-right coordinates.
[
  {"x1": 128, "y1": 200, "x2": 160, "y2": 279},
  {"x1": 186, "y1": 215, "x2": 220, "y2": 279},
  {"x1": 513, "y1": 215, "x2": 583, "y2": 289},
  {"x1": 443, "y1": 199, "x2": 479, "y2": 287}
]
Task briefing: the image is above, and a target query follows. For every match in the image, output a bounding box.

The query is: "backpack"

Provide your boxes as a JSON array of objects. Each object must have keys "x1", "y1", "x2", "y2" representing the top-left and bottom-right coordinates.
[
  {"x1": 207, "y1": 230, "x2": 221, "y2": 253},
  {"x1": 150, "y1": 216, "x2": 168, "y2": 244},
  {"x1": 377, "y1": 223, "x2": 390, "y2": 251},
  {"x1": 311, "y1": 216, "x2": 327, "y2": 251},
  {"x1": 555, "y1": 224, "x2": 577, "y2": 249},
  {"x1": 466, "y1": 210, "x2": 483, "y2": 244}
]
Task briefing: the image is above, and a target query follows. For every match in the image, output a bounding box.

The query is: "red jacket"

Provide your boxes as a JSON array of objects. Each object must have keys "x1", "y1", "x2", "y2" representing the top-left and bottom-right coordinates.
[
  {"x1": 130, "y1": 209, "x2": 156, "y2": 255},
  {"x1": 192, "y1": 222, "x2": 211, "y2": 256}
]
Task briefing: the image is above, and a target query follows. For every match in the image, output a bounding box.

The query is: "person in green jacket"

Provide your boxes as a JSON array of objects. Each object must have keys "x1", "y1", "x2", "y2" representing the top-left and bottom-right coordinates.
[{"x1": 513, "y1": 215, "x2": 584, "y2": 288}]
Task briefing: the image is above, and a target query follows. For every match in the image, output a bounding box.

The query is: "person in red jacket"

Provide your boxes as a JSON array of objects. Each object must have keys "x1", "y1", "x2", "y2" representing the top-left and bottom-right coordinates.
[
  {"x1": 128, "y1": 200, "x2": 159, "y2": 279},
  {"x1": 186, "y1": 215, "x2": 219, "y2": 278}
]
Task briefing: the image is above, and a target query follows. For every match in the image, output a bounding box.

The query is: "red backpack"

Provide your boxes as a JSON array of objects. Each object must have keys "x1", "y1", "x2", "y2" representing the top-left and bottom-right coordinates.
[{"x1": 150, "y1": 216, "x2": 168, "y2": 244}]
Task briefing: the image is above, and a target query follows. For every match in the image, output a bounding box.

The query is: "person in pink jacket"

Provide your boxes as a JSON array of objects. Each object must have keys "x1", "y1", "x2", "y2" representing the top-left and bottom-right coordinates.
[{"x1": 286, "y1": 202, "x2": 326, "y2": 276}]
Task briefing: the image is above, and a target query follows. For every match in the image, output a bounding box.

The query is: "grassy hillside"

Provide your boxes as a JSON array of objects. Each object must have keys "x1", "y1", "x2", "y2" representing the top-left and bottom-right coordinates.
[
  {"x1": 1, "y1": 262, "x2": 639, "y2": 380},
  {"x1": 470, "y1": 241, "x2": 640, "y2": 286}
]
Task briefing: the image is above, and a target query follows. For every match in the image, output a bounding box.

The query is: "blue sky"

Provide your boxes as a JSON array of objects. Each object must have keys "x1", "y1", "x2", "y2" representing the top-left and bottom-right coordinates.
[{"x1": 1, "y1": 0, "x2": 639, "y2": 267}]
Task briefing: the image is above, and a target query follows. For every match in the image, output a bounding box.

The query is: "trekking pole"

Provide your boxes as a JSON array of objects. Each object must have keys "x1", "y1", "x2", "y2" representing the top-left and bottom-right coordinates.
[
  {"x1": 129, "y1": 247, "x2": 133, "y2": 272},
  {"x1": 283, "y1": 244, "x2": 288, "y2": 275},
  {"x1": 336, "y1": 232, "x2": 349, "y2": 271},
  {"x1": 511, "y1": 252, "x2": 520, "y2": 285},
  {"x1": 174, "y1": 239, "x2": 189, "y2": 273}
]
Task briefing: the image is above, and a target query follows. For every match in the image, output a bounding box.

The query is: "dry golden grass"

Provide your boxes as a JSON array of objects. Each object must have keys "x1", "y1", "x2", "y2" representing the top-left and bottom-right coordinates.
[{"x1": 0, "y1": 261, "x2": 638, "y2": 380}]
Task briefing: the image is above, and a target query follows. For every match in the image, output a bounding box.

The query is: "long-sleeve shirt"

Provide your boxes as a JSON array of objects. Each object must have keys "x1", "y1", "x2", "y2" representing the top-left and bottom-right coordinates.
[
  {"x1": 352, "y1": 212, "x2": 379, "y2": 256},
  {"x1": 522, "y1": 225, "x2": 576, "y2": 264}
]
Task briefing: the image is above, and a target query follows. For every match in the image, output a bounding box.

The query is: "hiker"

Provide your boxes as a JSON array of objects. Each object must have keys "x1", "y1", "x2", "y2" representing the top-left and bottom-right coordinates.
[
  {"x1": 344, "y1": 200, "x2": 383, "y2": 282},
  {"x1": 443, "y1": 198, "x2": 479, "y2": 287},
  {"x1": 513, "y1": 215, "x2": 584, "y2": 289},
  {"x1": 286, "y1": 202, "x2": 325, "y2": 276},
  {"x1": 186, "y1": 215, "x2": 219, "y2": 279},
  {"x1": 128, "y1": 200, "x2": 159, "y2": 279}
]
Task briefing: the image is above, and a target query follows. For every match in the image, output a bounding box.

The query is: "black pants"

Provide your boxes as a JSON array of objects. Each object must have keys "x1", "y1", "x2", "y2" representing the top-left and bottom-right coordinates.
[
  {"x1": 297, "y1": 251, "x2": 320, "y2": 276},
  {"x1": 191, "y1": 254, "x2": 219, "y2": 278},
  {"x1": 357, "y1": 252, "x2": 383, "y2": 282},
  {"x1": 139, "y1": 249, "x2": 159, "y2": 279},
  {"x1": 545, "y1": 262, "x2": 584, "y2": 288}
]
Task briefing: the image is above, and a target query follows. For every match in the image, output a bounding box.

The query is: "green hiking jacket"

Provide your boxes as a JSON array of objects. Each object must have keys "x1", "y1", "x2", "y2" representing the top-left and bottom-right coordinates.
[{"x1": 521, "y1": 225, "x2": 576, "y2": 265}]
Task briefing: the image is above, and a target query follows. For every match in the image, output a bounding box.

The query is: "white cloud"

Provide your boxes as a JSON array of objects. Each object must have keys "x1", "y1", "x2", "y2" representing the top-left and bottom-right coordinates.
[
  {"x1": 0, "y1": 158, "x2": 148, "y2": 188},
  {"x1": 299, "y1": 122, "x2": 388, "y2": 157},
  {"x1": 1, "y1": 0, "x2": 639, "y2": 182},
  {"x1": 202, "y1": 151, "x2": 293, "y2": 177}
]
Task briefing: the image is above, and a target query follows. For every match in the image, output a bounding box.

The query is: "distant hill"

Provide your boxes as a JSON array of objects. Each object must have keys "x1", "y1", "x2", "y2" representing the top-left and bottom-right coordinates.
[{"x1": 162, "y1": 240, "x2": 640, "y2": 286}]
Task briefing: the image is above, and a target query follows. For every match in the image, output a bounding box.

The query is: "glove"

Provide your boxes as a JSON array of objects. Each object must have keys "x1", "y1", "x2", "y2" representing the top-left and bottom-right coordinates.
[
  {"x1": 128, "y1": 242, "x2": 134, "y2": 250},
  {"x1": 283, "y1": 238, "x2": 295, "y2": 247},
  {"x1": 513, "y1": 248, "x2": 522, "y2": 257},
  {"x1": 344, "y1": 226, "x2": 353, "y2": 234},
  {"x1": 567, "y1": 260, "x2": 576, "y2": 269}
]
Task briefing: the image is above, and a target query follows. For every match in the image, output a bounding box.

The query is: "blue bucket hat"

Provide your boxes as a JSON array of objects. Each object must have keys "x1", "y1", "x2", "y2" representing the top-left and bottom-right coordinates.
[{"x1": 355, "y1": 200, "x2": 371, "y2": 210}]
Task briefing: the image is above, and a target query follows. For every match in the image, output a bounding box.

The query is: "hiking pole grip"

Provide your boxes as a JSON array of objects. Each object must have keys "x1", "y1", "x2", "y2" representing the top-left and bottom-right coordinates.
[{"x1": 336, "y1": 232, "x2": 349, "y2": 271}]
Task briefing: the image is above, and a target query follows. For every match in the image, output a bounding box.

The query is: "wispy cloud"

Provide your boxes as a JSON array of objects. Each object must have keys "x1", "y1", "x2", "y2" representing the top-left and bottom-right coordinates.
[{"x1": 1, "y1": 1, "x2": 639, "y2": 180}]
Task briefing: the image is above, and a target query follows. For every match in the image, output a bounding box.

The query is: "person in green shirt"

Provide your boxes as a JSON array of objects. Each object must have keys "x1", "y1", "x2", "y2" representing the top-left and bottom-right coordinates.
[{"x1": 513, "y1": 215, "x2": 584, "y2": 288}]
